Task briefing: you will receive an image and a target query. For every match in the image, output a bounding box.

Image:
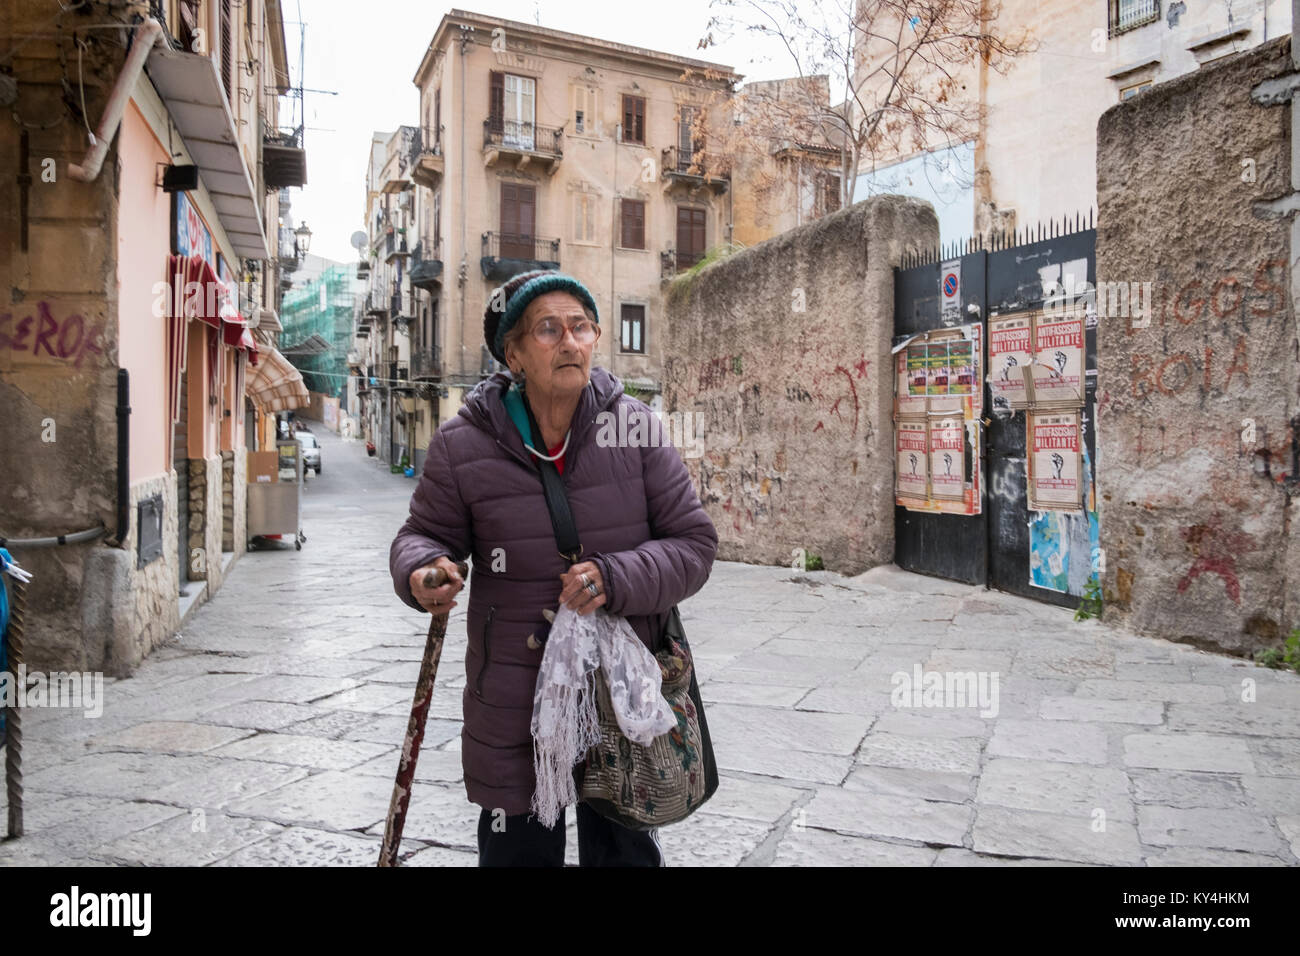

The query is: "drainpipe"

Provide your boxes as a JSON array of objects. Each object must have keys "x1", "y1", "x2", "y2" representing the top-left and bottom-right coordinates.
[
  {"x1": 115, "y1": 368, "x2": 131, "y2": 547},
  {"x1": 68, "y1": 17, "x2": 165, "y2": 182}
]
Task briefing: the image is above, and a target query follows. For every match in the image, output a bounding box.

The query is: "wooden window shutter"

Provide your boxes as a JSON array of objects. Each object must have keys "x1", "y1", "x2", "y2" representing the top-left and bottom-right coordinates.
[
  {"x1": 489, "y1": 71, "x2": 504, "y2": 131},
  {"x1": 622, "y1": 95, "x2": 644, "y2": 144},
  {"x1": 621, "y1": 199, "x2": 645, "y2": 249},
  {"x1": 220, "y1": 0, "x2": 233, "y2": 105}
]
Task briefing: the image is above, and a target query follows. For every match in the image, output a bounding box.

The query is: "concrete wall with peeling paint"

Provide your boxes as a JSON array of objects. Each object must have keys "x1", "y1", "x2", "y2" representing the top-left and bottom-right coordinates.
[
  {"x1": 1097, "y1": 36, "x2": 1300, "y2": 654},
  {"x1": 661, "y1": 195, "x2": 939, "y2": 574}
]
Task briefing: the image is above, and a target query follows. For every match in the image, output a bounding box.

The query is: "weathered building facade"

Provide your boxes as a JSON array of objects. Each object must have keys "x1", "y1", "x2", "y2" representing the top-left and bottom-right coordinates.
[
  {"x1": 852, "y1": 0, "x2": 1294, "y2": 242},
  {"x1": 1097, "y1": 35, "x2": 1300, "y2": 652},
  {"x1": 0, "y1": 0, "x2": 306, "y2": 674},
  {"x1": 661, "y1": 196, "x2": 937, "y2": 574},
  {"x1": 404, "y1": 9, "x2": 741, "y2": 428}
]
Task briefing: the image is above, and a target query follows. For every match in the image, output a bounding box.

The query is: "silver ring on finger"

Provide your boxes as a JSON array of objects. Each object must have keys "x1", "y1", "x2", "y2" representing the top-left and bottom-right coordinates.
[{"x1": 586, "y1": 582, "x2": 599, "y2": 596}]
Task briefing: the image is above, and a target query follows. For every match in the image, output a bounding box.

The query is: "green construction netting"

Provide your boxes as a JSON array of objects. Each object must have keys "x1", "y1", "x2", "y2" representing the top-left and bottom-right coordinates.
[{"x1": 278, "y1": 263, "x2": 357, "y2": 398}]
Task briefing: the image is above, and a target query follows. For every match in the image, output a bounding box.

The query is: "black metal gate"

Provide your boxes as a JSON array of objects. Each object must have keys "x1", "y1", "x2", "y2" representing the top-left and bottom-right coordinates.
[{"x1": 893, "y1": 213, "x2": 1097, "y2": 608}]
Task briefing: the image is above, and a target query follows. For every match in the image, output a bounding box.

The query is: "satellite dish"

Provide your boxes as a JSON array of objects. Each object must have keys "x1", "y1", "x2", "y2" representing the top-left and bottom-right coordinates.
[{"x1": 350, "y1": 230, "x2": 367, "y2": 252}]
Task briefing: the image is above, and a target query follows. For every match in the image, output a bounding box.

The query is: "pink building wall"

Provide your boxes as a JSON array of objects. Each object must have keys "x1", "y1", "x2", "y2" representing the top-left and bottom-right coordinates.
[{"x1": 116, "y1": 99, "x2": 172, "y2": 482}]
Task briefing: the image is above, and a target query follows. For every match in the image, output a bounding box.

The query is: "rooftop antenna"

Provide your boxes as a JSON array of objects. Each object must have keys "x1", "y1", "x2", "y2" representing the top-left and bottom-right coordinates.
[{"x1": 534, "y1": 0, "x2": 540, "y2": 24}]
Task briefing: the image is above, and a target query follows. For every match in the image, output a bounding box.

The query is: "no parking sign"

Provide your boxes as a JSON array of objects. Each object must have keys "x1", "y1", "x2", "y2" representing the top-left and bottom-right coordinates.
[{"x1": 940, "y1": 258, "x2": 961, "y2": 325}]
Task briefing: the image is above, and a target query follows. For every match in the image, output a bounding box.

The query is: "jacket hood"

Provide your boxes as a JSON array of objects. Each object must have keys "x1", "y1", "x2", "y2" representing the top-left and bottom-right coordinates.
[{"x1": 458, "y1": 365, "x2": 626, "y2": 453}]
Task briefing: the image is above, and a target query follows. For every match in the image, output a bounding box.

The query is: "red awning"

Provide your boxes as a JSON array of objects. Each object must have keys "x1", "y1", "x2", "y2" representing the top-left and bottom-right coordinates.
[
  {"x1": 168, "y1": 252, "x2": 257, "y2": 363},
  {"x1": 169, "y1": 252, "x2": 228, "y2": 330},
  {"x1": 221, "y1": 314, "x2": 246, "y2": 346},
  {"x1": 240, "y1": 327, "x2": 259, "y2": 366}
]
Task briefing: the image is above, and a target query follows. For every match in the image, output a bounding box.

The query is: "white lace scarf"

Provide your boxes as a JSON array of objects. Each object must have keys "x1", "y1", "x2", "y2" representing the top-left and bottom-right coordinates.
[{"x1": 529, "y1": 604, "x2": 676, "y2": 829}]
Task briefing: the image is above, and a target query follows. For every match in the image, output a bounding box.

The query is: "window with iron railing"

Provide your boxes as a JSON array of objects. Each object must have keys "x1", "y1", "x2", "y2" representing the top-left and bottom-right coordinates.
[{"x1": 1108, "y1": 0, "x2": 1159, "y2": 37}]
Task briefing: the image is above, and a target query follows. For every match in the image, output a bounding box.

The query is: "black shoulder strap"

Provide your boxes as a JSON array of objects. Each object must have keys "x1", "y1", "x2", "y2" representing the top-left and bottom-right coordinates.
[{"x1": 521, "y1": 392, "x2": 582, "y2": 566}]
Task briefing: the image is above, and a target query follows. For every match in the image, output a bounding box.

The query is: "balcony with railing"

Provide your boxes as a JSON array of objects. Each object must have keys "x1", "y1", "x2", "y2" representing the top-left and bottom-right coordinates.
[
  {"x1": 411, "y1": 345, "x2": 443, "y2": 381},
  {"x1": 480, "y1": 231, "x2": 561, "y2": 281},
  {"x1": 661, "y1": 248, "x2": 704, "y2": 279},
  {"x1": 384, "y1": 229, "x2": 410, "y2": 264},
  {"x1": 410, "y1": 126, "x2": 445, "y2": 188},
  {"x1": 409, "y1": 238, "x2": 443, "y2": 290},
  {"x1": 364, "y1": 291, "x2": 387, "y2": 317},
  {"x1": 483, "y1": 119, "x2": 563, "y2": 175},
  {"x1": 661, "y1": 145, "x2": 729, "y2": 195},
  {"x1": 390, "y1": 361, "x2": 413, "y2": 392},
  {"x1": 390, "y1": 284, "x2": 415, "y2": 321},
  {"x1": 383, "y1": 127, "x2": 417, "y2": 193},
  {"x1": 264, "y1": 124, "x2": 307, "y2": 189}
]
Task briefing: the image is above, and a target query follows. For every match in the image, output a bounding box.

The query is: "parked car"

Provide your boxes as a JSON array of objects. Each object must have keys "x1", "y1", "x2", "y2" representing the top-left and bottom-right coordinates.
[{"x1": 297, "y1": 431, "x2": 321, "y2": 474}]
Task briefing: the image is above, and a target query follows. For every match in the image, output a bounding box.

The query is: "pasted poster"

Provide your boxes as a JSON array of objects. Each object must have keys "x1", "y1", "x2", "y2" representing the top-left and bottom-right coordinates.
[
  {"x1": 929, "y1": 418, "x2": 965, "y2": 500},
  {"x1": 1030, "y1": 441, "x2": 1100, "y2": 593},
  {"x1": 906, "y1": 343, "x2": 928, "y2": 397},
  {"x1": 1027, "y1": 411, "x2": 1082, "y2": 512},
  {"x1": 988, "y1": 312, "x2": 1033, "y2": 409},
  {"x1": 926, "y1": 342, "x2": 950, "y2": 395},
  {"x1": 896, "y1": 350, "x2": 926, "y2": 417},
  {"x1": 948, "y1": 340, "x2": 974, "y2": 395},
  {"x1": 1030, "y1": 306, "x2": 1084, "y2": 406},
  {"x1": 966, "y1": 322, "x2": 982, "y2": 417},
  {"x1": 896, "y1": 421, "x2": 929, "y2": 501}
]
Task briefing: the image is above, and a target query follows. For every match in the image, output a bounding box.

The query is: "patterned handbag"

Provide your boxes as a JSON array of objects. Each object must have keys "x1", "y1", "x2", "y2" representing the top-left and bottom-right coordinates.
[
  {"x1": 513, "y1": 389, "x2": 719, "y2": 830},
  {"x1": 578, "y1": 604, "x2": 719, "y2": 830}
]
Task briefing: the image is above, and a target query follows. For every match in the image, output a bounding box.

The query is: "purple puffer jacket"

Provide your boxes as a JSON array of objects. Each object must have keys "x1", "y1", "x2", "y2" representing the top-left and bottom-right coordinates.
[{"x1": 389, "y1": 366, "x2": 718, "y2": 816}]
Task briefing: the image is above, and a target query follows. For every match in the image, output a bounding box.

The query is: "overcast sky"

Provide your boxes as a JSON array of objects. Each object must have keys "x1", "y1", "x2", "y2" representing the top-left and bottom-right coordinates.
[{"x1": 286, "y1": 0, "x2": 802, "y2": 264}]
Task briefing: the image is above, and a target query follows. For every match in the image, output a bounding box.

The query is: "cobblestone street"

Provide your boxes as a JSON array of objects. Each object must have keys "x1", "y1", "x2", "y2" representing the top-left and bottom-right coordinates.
[{"x1": 2, "y1": 428, "x2": 1298, "y2": 867}]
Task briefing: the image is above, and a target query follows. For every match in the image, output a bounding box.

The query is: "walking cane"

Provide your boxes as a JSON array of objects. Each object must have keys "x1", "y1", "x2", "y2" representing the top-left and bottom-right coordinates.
[{"x1": 378, "y1": 560, "x2": 468, "y2": 867}]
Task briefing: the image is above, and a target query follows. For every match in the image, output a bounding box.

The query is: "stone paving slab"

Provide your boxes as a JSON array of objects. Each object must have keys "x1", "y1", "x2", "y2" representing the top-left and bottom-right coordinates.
[{"x1": 4, "y1": 427, "x2": 1298, "y2": 866}]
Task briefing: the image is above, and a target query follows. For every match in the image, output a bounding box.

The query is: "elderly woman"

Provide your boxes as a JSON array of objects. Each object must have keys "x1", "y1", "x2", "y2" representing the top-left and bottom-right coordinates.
[{"x1": 389, "y1": 270, "x2": 718, "y2": 867}]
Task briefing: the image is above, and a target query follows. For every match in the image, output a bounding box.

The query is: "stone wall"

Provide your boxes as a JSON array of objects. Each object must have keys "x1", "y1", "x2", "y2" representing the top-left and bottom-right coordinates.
[
  {"x1": 1096, "y1": 36, "x2": 1300, "y2": 654},
  {"x1": 661, "y1": 195, "x2": 939, "y2": 574},
  {"x1": 185, "y1": 455, "x2": 225, "y2": 589},
  {"x1": 0, "y1": 14, "x2": 123, "y2": 672},
  {"x1": 82, "y1": 472, "x2": 181, "y2": 676},
  {"x1": 220, "y1": 446, "x2": 247, "y2": 556}
]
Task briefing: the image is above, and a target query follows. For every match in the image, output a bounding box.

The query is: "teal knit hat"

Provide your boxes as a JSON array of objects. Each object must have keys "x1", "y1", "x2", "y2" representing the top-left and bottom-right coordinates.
[{"x1": 483, "y1": 270, "x2": 600, "y2": 365}]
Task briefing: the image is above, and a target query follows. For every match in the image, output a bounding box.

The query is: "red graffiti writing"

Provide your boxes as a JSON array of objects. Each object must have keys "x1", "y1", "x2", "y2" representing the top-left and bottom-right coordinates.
[
  {"x1": 1176, "y1": 514, "x2": 1251, "y2": 605},
  {"x1": 0, "y1": 302, "x2": 105, "y2": 367},
  {"x1": 1129, "y1": 260, "x2": 1286, "y2": 333},
  {"x1": 1130, "y1": 336, "x2": 1249, "y2": 399},
  {"x1": 813, "y1": 362, "x2": 864, "y2": 438},
  {"x1": 698, "y1": 354, "x2": 742, "y2": 390}
]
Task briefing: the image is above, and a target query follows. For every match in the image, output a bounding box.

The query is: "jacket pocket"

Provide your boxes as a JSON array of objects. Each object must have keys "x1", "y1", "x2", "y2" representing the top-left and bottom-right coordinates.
[{"x1": 475, "y1": 604, "x2": 496, "y2": 699}]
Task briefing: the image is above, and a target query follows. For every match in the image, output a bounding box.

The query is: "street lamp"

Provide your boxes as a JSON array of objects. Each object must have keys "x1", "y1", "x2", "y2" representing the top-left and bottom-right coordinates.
[{"x1": 294, "y1": 221, "x2": 312, "y2": 259}]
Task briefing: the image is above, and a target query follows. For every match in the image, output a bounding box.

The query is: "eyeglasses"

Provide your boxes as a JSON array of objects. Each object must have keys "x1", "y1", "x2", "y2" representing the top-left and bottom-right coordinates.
[{"x1": 529, "y1": 317, "x2": 600, "y2": 346}]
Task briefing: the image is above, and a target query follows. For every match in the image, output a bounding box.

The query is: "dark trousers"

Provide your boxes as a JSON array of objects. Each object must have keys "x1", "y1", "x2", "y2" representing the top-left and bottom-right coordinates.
[{"x1": 477, "y1": 802, "x2": 665, "y2": 867}]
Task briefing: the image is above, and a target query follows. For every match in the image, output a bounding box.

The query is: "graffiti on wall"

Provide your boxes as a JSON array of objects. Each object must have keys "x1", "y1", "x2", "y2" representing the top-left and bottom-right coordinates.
[
  {"x1": 1176, "y1": 512, "x2": 1253, "y2": 605},
  {"x1": 665, "y1": 349, "x2": 874, "y2": 537},
  {"x1": 0, "y1": 302, "x2": 106, "y2": 367},
  {"x1": 1125, "y1": 260, "x2": 1284, "y2": 401}
]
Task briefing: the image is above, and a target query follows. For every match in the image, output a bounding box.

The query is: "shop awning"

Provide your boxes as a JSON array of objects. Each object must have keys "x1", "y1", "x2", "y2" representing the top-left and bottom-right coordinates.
[
  {"x1": 247, "y1": 346, "x2": 309, "y2": 412},
  {"x1": 278, "y1": 332, "x2": 331, "y2": 357},
  {"x1": 223, "y1": 321, "x2": 259, "y2": 365},
  {"x1": 146, "y1": 46, "x2": 270, "y2": 260},
  {"x1": 252, "y1": 307, "x2": 282, "y2": 333},
  {"x1": 168, "y1": 253, "x2": 256, "y2": 363}
]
